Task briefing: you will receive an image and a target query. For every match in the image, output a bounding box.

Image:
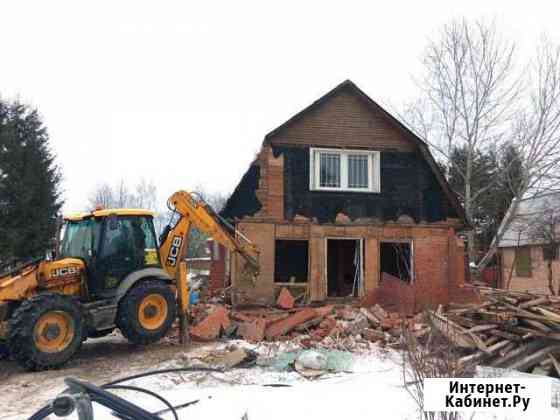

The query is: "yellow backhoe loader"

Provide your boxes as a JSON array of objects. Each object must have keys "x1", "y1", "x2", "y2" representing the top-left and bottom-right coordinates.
[{"x1": 0, "y1": 191, "x2": 258, "y2": 370}]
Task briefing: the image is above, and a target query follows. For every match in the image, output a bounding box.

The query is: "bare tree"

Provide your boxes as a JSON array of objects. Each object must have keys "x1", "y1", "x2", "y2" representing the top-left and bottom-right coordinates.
[
  {"x1": 192, "y1": 184, "x2": 228, "y2": 212},
  {"x1": 88, "y1": 179, "x2": 157, "y2": 210},
  {"x1": 479, "y1": 38, "x2": 560, "y2": 269},
  {"x1": 185, "y1": 185, "x2": 230, "y2": 258},
  {"x1": 401, "y1": 321, "x2": 469, "y2": 420},
  {"x1": 131, "y1": 179, "x2": 158, "y2": 210},
  {"x1": 403, "y1": 18, "x2": 521, "y2": 263},
  {"x1": 87, "y1": 182, "x2": 114, "y2": 209}
]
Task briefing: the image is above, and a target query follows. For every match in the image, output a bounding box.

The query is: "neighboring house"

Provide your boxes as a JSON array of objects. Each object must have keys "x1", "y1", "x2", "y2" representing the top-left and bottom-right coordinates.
[
  {"x1": 497, "y1": 192, "x2": 560, "y2": 295},
  {"x1": 217, "y1": 80, "x2": 471, "y2": 311}
]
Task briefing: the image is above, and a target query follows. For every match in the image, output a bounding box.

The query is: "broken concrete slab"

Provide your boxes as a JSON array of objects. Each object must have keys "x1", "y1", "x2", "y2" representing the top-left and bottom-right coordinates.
[
  {"x1": 370, "y1": 304, "x2": 388, "y2": 321},
  {"x1": 344, "y1": 315, "x2": 370, "y2": 336},
  {"x1": 360, "y1": 307, "x2": 380, "y2": 327}
]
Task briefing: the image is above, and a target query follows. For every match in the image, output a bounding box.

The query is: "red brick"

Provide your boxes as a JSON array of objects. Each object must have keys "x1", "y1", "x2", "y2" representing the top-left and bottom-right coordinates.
[
  {"x1": 313, "y1": 317, "x2": 337, "y2": 338},
  {"x1": 238, "y1": 318, "x2": 266, "y2": 343},
  {"x1": 190, "y1": 306, "x2": 230, "y2": 341},
  {"x1": 276, "y1": 287, "x2": 295, "y2": 309},
  {"x1": 264, "y1": 313, "x2": 291, "y2": 326},
  {"x1": 265, "y1": 308, "x2": 318, "y2": 339},
  {"x1": 337, "y1": 307, "x2": 357, "y2": 320},
  {"x1": 231, "y1": 312, "x2": 255, "y2": 323},
  {"x1": 315, "y1": 305, "x2": 334, "y2": 317}
]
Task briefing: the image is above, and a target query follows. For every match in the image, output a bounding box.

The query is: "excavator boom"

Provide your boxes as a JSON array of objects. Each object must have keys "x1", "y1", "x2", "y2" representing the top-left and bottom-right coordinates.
[
  {"x1": 157, "y1": 190, "x2": 259, "y2": 343},
  {"x1": 159, "y1": 190, "x2": 259, "y2": 282}
]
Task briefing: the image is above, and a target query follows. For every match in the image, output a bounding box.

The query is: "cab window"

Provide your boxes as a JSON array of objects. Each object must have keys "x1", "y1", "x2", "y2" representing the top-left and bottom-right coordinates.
[
  {"x1": 60, "y1": 219, "x2": 101, "y2": 260},
  {"x1": 100, "y1": 216, "x2": 158, "y2": 267}
]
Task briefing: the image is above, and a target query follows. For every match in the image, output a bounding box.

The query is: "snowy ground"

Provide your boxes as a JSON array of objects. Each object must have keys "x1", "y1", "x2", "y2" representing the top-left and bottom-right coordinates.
[{"x1": 4, "y1": 340, "x2": 556, "y2": 420}]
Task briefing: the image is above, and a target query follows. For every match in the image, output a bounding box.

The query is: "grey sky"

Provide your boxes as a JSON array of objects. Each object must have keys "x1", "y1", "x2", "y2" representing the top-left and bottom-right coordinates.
[{"x1": 1, "y1": 1, "x2": 559, "y2": 212}]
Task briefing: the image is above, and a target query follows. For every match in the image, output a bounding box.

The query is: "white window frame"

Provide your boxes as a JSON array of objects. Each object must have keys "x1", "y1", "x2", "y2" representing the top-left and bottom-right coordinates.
[{"x1": 309, "y1": 147, "x2": 380, "y2": 193}]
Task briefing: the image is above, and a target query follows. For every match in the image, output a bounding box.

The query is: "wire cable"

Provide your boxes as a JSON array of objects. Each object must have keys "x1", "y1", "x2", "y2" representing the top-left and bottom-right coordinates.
[
  {"x1": 102, "y1": 366, "x2": 222, "y2": 387},
  {"x1": 103, "y1": 385, "x2": 178, "y2": 420}
]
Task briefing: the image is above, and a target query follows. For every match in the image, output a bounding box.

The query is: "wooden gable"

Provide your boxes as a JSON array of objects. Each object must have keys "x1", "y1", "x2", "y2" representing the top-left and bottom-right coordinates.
[{"x1": 267, "y1": 85, "x2": 415, "y2": 152}]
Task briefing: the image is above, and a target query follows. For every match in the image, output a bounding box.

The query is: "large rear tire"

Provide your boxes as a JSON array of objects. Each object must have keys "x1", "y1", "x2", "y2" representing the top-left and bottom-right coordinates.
[
  {"x1": 7, "y1": 294, "x2": 83, "y2": 371},
  {"x1": 116, "y1": 280, "x2": 176, "y2": 345},
  {"x1": 0, "y1": 341, "x2": 8, "y2": 360}
]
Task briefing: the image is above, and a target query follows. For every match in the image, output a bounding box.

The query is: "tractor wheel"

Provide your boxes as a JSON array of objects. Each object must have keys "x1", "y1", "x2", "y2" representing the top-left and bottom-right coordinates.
[
  {"x1": 116, "y1": 280, "x2": 176, "y2": 345},
  {"x1": 0, "y1": 341, "x2": 8, "y2": 360},
  {"x1": 7, "y1": 294, "x2": 83, "y2": 371}
]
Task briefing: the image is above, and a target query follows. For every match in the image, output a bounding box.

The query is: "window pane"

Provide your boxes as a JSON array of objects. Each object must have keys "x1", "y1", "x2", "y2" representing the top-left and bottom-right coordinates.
[
  {"x1": 319, "y1": 152, "x2": 340, "y2": 188},
  {"x1": 348, "y1": 154, "x2": 369, "y2": 188}
]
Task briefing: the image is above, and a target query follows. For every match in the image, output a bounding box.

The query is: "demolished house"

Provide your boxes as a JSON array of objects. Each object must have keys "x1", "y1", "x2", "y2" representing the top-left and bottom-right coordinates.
[{"x1": 216, "y1": 80, "x2": 472, "y2": 312}]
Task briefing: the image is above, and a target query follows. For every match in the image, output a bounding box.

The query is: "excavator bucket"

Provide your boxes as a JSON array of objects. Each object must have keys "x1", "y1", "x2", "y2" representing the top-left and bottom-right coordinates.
[{"x1": 240, "y1": 259, "x2": 260, "y2": 284}]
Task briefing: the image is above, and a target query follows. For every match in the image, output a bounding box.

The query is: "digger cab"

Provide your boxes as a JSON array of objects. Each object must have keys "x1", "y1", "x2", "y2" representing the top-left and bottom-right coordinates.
[{"x1": 59, "y1": 209, "x2": 161, "y2": 298}]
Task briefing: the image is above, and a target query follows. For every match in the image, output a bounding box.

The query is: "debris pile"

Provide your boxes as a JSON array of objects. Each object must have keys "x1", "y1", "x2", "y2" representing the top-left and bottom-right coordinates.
[
  {"x1": 188, "y1": 287, "x2": 424, "y2": 352},
  {"x1": 430, "y1": 287, "x2": 560, "y2": 376}
]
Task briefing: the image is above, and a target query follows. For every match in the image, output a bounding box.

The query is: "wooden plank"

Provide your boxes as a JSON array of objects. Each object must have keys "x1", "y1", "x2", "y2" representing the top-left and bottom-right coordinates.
[
  {"x1": 429, "y1": 311, "x2": 487, "y2": 351},
  {"x1": 509, "y1": 344, "x2": 560, "y2": 371},
  {"x1": 536, "y1": 307, "x2": 560, "y2": 323},
  {"x1": 519, "y1": 297, "x2": 549, "y2": 309}
]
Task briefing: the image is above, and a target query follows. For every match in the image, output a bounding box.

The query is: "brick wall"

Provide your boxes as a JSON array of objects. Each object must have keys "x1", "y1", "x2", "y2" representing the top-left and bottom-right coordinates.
[
  {"x1": 375, "y1": 272, "x2": 415, "y2": 313},
  {"x1": 251, "y1": 146, "x2": 284, "y2": 222},
  {"x1": 222, "y1": 82, "x2": 467, "y2": 309},
  {"x1": 229, "y1": 220, "x2": 467, "y2": 308},
  {"x1": 500, "y1": 246, "x2": 560, "y2": 294},
  {"x1": 208, "y1": 239, "x2": 227, "y2": 292},
  {"x1": 185, "y1": 258, "x2": 211, "y2": 271}
]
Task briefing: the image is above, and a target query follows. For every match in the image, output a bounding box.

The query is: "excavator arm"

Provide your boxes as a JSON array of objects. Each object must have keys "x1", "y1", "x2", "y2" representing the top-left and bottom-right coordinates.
[
  {"x1": 158, "y1": 191, "x2": 258, "y2": 342},
  {"x1": 158, "y1": 190, "x2": 259, "y2": 288}
]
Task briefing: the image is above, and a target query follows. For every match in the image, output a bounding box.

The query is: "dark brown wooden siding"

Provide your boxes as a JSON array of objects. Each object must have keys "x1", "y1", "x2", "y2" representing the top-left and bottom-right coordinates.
[{"x1": 268, "y1": 87, "x2": 415, "y2": 152}]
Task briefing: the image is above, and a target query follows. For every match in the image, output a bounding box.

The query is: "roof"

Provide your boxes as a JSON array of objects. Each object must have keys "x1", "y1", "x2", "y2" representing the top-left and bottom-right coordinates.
[
  {"x1": 64, "y1": 208, "x2": 155, "y2": 221},
  {"x1": 498, "y1": 192, "x2": 560, "y2": 247},
  {"x1": 262, "y1": 80, "x2": 468, "y2": 226}
]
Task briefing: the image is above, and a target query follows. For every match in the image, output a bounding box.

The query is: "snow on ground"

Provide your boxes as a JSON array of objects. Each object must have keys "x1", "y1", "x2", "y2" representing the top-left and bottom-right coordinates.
[
  {"x1": 25, "y1": 341, "x2": 558, "y2": 420},
  {"x1": 65, "y1": 345, "x2": 418, "y2": 420}
]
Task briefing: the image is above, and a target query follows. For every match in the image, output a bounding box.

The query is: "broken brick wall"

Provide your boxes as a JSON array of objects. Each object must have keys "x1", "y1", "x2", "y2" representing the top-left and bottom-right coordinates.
[
  {"x1": 208, "y1": 239, "x2": 227, "y2": 292},
  {"x1": 376, "y1": 272, "x2": 416, "y2": 314},
  {"x1": 230, "y1": 221, "x2": 467, "y2": 309},
  {"x1": 222, "y1": 82, "x2": 468, "y2": 308}
]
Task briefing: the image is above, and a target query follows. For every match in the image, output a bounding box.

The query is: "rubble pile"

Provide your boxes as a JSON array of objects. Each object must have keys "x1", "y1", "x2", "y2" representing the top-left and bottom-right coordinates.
[
  {"x1": 431, "y1": 287, "x2": 560, "y2": 376},
  {"x1": 188, "y1": 287, "x2": 426, "y2": 352}
]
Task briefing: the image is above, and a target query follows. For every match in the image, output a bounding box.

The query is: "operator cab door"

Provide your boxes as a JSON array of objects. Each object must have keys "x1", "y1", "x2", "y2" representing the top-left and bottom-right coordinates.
[{"x1": 91, "y1": 215, "x2": 160, "y2": 298}]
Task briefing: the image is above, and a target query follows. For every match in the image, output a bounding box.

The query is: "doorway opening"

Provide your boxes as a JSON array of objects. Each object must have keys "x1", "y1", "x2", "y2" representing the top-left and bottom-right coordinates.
[
  {"x1": 380, "y1": 241, "x2": 413, "y2": 282},
  {"x1": 327, "y1": 239, "x2": 363, "y2": 297}
]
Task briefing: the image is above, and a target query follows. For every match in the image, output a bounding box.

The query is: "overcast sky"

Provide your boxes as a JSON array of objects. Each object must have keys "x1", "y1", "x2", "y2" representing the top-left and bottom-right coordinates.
[{"x1": 1, "y1": 1, "x2": 559, "y2": 212}]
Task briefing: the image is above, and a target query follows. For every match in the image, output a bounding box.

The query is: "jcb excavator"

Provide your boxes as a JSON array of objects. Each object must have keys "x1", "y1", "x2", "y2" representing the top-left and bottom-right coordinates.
[{"x1": 0, "y1": 191, "x2": 258, "y2": 370}]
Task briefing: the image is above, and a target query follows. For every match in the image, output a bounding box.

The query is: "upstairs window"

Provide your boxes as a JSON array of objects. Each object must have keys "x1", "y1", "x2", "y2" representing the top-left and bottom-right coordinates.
[{"x1": 310, "y1": 147, "x2": 380, "y2": 192}]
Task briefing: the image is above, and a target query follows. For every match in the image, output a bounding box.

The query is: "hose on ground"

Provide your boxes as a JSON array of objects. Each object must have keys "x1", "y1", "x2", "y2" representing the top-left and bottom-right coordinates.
[
  {"x1": 28, "y1": 366, "x2": 222, "y2": 419},
  {"x1": 103, "y1": 384, "x2": 178, "y2": 420}
]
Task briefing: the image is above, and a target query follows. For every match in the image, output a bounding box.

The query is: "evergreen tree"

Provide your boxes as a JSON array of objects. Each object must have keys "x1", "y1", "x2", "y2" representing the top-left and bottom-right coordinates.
[{"x1": 0, "y1": 100, "x2": 63, "y2": 265}]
